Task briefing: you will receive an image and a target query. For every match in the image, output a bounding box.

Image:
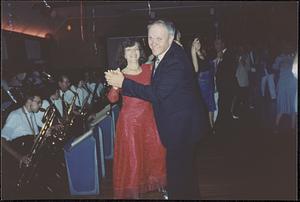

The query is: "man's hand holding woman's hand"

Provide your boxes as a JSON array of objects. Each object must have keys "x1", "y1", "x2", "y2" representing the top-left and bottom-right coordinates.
[{"x1": 104, "y1": 68, "x2": 124, "y2": 89}]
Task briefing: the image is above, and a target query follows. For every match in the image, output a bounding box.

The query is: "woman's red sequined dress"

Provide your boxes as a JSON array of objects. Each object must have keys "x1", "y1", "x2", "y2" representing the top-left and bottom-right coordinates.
[{"x1": 107, "y1": 64, "x2": 166, "y2": 199}]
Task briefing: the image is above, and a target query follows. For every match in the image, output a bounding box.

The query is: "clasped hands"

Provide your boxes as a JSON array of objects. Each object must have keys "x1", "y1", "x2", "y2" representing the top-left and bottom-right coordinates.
[{"x1": 104, "y1": 68, "x2": 124, "y2": 89}]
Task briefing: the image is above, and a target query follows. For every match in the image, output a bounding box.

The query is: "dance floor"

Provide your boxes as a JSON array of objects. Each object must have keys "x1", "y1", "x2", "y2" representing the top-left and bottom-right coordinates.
[{"x1": 97, "y1": 105, "x2": 297, "y2": 200}]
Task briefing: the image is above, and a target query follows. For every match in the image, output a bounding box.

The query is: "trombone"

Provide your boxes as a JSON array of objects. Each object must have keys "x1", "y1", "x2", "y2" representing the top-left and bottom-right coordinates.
[{"x1": 17, "y1": 105, "x2": 56, "y2": 189}]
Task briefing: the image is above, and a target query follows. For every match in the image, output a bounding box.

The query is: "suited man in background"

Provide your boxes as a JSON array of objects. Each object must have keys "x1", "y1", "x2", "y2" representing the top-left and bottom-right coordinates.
[
  {"x1": 213, "y1": 38, "x2": 238, "y2": 134},
  {"x1": 105, "y1": 19, "x2": 208, "y2": 199}
]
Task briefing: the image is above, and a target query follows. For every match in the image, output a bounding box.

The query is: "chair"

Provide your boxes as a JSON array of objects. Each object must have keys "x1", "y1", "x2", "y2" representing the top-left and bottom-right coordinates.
[
  {"x1": 96, "y1": 114, "x2": 114, "y2": 160},
  {"x1": 91, "y1": 105, "x2": 114, "y2": 178}
]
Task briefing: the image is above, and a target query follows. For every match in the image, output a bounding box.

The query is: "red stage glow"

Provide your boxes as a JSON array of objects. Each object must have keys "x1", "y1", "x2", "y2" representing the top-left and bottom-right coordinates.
[{"x1": 1, "y1": 25, "x2": 48, "y2": 38}]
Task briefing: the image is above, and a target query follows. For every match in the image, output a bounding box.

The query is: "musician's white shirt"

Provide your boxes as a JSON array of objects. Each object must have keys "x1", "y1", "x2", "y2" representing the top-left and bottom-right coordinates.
[
  {"x1": 51, "y1": 98, "x2": 64, "y2": 117},
  {"x1": 35, "y1": 98, "x2": 64, "y2": 127},
  {"x1": 77, "y1": 87, "x2": 89, "y2": 107},
  {"x1": 59, "y1": 85, "x2": 81, "y2": 107},
  {"x1": 87, "y1": 82, "x2": 104, "y2": 104},
  {"x1": 1, "y1": 107, "x2": 39, "y2": 141}
]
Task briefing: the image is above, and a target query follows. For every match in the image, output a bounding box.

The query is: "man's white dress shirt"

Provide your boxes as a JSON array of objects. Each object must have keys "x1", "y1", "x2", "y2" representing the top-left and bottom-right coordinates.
[{"x1": 1, "y1": 107, "x2": 39, "y2": 141}]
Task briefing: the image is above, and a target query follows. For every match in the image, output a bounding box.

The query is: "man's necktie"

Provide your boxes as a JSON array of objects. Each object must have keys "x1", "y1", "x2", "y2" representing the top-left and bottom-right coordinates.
[
  {"x1": 62, "y1": 93, "x2": 66, "y2": 118},
  {"x1": 153, "y1": 58, "x2": 160, "y2": 77},
  {"x1": 29, "y1": 113, "x2": 36, "y2": 135}
]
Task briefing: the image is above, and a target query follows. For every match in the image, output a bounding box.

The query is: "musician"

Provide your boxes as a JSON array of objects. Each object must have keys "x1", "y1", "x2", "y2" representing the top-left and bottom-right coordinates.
[
  {"x1": 74, "y1": 77, "x2": 102, "y2": 131},
  {"x1": 1, "y1": 90, "x2": 42, "y2": 199},
  {"x1": 76, "y1": 72, "x2": 98, "y2": 106},
  {"x1": 86, "y1": 72, "x2": 106, "y2": 113},
  {"x1": 36, "y1": 84, "x2": 63, "y2": 127},
  {"x1": 77, "y1": 79, "x2": 90, "y2": 107},
  {"x1": 86, "y1": 71, "x2": 104, "y2": 104},
  {"x1": 58, "y1": 74, "x2": 81, "y2": 109},
  {"x1": 77, "y1": 76, "x2": 100, "y2": 123},
  {"x1": 58, "y1": 74, "x2": 88, "y2": 136},
  {"x1": 2, "y1": 91, "x2": 42, "y2": 153},
  {"x1": 27, "y1": 69, "x2": 44, "y2": 87},
  {"x1": 8, "y1": 71, "x2": 28, "y2": 88}
]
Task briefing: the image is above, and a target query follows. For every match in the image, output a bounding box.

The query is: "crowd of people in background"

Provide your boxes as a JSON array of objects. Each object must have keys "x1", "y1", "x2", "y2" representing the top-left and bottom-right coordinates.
[{"x1": 186, "y1": 36, "x2": 297, "y2": 134}]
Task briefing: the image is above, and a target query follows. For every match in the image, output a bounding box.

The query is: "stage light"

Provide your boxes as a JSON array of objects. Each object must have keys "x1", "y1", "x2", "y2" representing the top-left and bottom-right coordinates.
[{"x1": 67, "y1": 24, "x2": 72, "y2": 31}]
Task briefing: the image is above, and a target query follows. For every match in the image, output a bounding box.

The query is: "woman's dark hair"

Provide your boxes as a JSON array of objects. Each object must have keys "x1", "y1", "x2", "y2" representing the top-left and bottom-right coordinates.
[
  {"x1": 116, "y1": 38, "x2": 146, "y2": 69},
  {"x1": 197, "y1": 36, "x2": 208, "y2": 56}
]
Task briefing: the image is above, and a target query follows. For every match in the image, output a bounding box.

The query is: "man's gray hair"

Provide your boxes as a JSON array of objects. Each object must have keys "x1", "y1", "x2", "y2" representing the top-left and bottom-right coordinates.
[{"x1": 147, "y1": 19, "x2": 176, "y2": 38}]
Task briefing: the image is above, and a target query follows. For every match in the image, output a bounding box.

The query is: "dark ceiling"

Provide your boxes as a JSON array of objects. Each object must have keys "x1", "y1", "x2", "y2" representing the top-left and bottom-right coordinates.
[{"x1": 1, "y1": 1, "x2": 298, "y2": 44}]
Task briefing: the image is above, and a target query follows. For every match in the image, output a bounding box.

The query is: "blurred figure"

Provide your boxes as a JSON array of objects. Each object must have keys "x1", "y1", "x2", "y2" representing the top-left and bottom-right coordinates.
[
  {"x1": 212, "y1": 50, "x2": 223, "y2": 123},
  {"x1": 246, "y1": 44, "x2": 259, "y2": 109},
  {"x1": 256, "y1": 47, "x2": 277, "y2": 130},
  {"x1": 272, "y1": 42, "x2": 297, "y2": 132},
  {"x1": 27, "y1": 67, "x2": 44, "y2": 88},
  {"x1": 260, "y1": 48, "x2": 277, "y2": 100},
  {"x1": 8, "y1": 72, "x2": 27, "y2": 88},
  {"x1": 213, "y1": 38, "x2": 238, "y2": 134},
  {"x1": 232, "y1": 45, "x2": 251, "y2": 118},
  {"x1": 191, "y1": 37, "x2": 216, "y2": 130}
]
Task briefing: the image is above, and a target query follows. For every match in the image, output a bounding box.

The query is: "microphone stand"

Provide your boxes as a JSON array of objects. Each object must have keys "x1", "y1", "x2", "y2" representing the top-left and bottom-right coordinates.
[{"x1": 5, "y1": 89, "x2": 18, "y2": 103}]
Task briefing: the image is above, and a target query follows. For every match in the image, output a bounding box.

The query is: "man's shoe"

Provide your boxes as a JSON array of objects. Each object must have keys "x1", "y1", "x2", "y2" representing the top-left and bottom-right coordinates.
[
  {"x1": 159, "y1": 188, "x2": 168, "y2": 200},
  {"x1": 162, "y1": 192, "x2": 168, "y2": 200},
  {"x1": 232, "y1": 115, "x2": 239, "y2": 120}
]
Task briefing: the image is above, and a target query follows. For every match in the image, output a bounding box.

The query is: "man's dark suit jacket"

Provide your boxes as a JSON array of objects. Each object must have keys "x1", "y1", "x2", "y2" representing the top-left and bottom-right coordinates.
[
  {"x1": 122, "y1": 42, "x2": 208, "y2": 149},
  {"x1": 215, "y1": 49, "x2": 238, "y2": 95}
]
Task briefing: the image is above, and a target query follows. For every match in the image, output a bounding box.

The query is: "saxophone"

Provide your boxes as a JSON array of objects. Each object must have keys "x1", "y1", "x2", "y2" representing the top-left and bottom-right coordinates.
[
  {"x1": 55, "y1": 90, "x2": 82, "y2": 144},
  {"x1": 56, "y1": 90, "x2": 78, "y2": 142},
  {"x1": 66, "y1": 91, "x2": 77, "y2": 127},
  {"x1": 17, "y1": 105, "x2": 56, "y2": 190}
]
